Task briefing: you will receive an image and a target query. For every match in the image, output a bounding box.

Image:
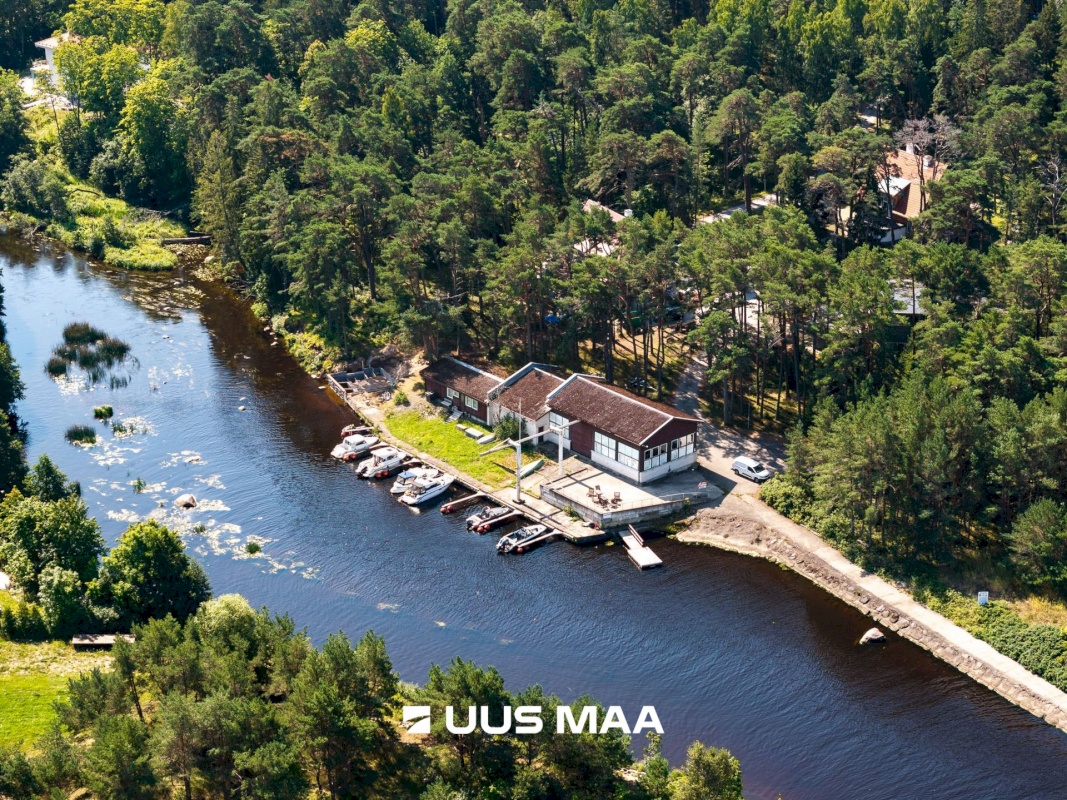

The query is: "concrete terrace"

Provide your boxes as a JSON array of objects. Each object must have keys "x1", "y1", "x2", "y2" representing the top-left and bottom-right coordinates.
[{"x1": 535, "y1": 455, "x2": 722, "y2": 528}]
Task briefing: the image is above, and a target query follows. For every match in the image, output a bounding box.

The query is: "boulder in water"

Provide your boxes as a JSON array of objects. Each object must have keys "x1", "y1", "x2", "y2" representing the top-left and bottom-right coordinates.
[
  {"x1": 859, "y1": 627, "x2": 886, "y2": 645},
  {"x1": 175, "y1": 494, "x2": 197, "y2": 509}
]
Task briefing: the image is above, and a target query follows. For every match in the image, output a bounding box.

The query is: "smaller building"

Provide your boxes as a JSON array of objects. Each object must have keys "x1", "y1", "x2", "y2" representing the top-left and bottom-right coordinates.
[
  {"x1": 420, "y1": 357, "x2": 503, "y2": 423},
  {"x1": 488, "y1": 363, "x2": 564, "y2": 441},
  {"x1": 545, "y1": 375, "x2": 699, "y2": 484},
  {"x1": 34, "y1": 33, "x2": 80, "y2": 80}
]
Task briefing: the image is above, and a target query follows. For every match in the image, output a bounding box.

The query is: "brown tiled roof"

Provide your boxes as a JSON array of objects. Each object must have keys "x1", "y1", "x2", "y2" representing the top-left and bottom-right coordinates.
[
  {"x1": 420, "y1": 357, "x2": 502, "y2": 401},
  {"x1": 548, "y1": 376, "x2": 698, "y2": 445},
  {"x1": 496, "y1": 368, "x2": 564, "y2": 419},
  {"x1": 884, "y1": 149, "x2": 946, "y2": 183}
]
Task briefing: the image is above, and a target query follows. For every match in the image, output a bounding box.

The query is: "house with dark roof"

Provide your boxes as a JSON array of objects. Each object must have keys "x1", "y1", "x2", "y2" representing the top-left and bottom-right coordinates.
[
  {"x1": 544, "y1": 375, "x2": 699, "y2": 484},
  {"x1": 487, "y1": 363, "x2": 565, "y2": 442},
  {"x1": 420, "y1": 357, "x2": 503, "y2": 423}
]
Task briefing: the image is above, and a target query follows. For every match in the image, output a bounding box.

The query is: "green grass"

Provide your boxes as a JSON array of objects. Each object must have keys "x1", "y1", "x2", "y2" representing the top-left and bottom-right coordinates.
[
  {"x1": 0, "y1": 608, "x2": 112, "y2": 749},
  {"x1": 385, "y1": 409, "x2": 538, "y2": 489},
  {"x1": 0, "y1": 673, "x2": 69, "y2": 748}
]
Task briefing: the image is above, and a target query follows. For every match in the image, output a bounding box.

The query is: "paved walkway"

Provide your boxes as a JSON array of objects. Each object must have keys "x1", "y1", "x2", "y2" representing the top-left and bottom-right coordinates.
[{"x1": 673, "y1": 355, "x2": 1067, "y2": 732}]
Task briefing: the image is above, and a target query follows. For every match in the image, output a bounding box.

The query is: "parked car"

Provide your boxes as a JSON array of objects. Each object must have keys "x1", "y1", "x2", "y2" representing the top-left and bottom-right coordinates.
[{"x1": 732, "y1": 456, "x2": 773, "y2": 483}]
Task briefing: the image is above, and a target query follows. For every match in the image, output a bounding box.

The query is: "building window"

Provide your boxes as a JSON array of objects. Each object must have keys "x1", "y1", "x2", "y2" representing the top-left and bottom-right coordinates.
[
  {"x1": 464, "y1": 395, "x2": 478, "y2": 410},
  {"x1": 446, "y1": 387, "x2": 459, "y2": 400},
  {"x1": 593, "y1": 431, "x2": 615, "y2": 460},
  {"x1": 617, "y1": 442, "x2": 639, "y2": 470},
  {"x1": 671, "y1": 433, "x2": 695, "y2": 459},
  {"x1": 644, "y1": 444, "x2": 667, "y2": 469},
  {"x1": 549, "y1": 412, "x2": 568, "y2": 431}
]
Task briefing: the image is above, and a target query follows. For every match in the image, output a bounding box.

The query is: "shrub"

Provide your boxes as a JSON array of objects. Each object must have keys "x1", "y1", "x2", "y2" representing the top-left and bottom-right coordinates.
[
  {"x1": 494, "y1": 415, "x2": 522, "y2": 442},
  {"x1": 45, "y1": 356, "x2": 67, "y2": 377},
  {"x1": 0, "y1": 600, "x2": 48, "y2": 641},
  {"x1": 246, "y1": 542, "x2": 262, "y2": 555},
  {"x1": 65, "y1": 425, "x2": 98, "y2": 445},
  {"x1": 0, "y1": 155, "x2": 69, "y2": 220},
  {"x1": 760, "y1": 477, "x2": 815, "y2": 526},
  {"x1": 93, "y1": 405, "x2": 113, "y2": 420},
  {"x1": 393, "y1": 389, "x2": 409, "y2": 406}
]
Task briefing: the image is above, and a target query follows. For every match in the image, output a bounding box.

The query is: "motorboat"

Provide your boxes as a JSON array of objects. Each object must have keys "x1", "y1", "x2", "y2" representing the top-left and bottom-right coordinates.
[
  {"x1": 330, "y1": 434, "x2": 379, "y2": 461},
  {"x1": 355, "y1": 446, "x2": 407, "y2": 478},
  {"x1": 400, "y1": 473, "x2": 456, "y2": 506},
  {"x1": 390, "y1": 466, "x2": 440, "y2": 494},
  {"x1": 496, "y1": 525, "x2": 549, "y2": 554},
  {"x1": 466, "y1": 505, "x2": 511, "y2": 531}
]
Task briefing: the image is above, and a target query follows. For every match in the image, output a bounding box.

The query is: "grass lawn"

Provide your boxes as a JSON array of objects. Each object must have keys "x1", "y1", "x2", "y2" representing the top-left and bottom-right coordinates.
[
  {"x1": 0, "y1": 592, "x2": 111, "y2": 749},
  {"x1": 0, "y1": 672, "x2": 69, "y2": 748},
  {"x1": 384, "y1": 408, "x2": 540, "y2": 489}
]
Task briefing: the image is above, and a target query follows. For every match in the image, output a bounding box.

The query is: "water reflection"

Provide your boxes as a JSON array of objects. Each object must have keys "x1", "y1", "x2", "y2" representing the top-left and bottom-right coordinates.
[{"x1": 4, "y1": 237, "x2": 1067, "y2": 800}]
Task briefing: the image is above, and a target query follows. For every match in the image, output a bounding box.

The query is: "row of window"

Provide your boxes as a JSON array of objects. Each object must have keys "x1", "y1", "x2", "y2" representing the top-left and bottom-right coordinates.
[
  {"x1": 594, "y1": 431, "x2": 639, "y2": 470},
  {"x1": 445, "y1": 387, "x2": 479, "y2": 410}
]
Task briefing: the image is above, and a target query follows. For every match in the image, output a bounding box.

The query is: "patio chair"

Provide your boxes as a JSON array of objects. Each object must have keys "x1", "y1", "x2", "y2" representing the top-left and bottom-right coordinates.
[{"x1": 613, "y1": 491, "x2": 621, "y2": 503}]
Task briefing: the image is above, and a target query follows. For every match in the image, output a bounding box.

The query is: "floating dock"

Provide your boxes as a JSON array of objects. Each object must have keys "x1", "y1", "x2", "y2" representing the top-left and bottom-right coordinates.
[{"x1": 621, "y1": 526, "x2": 663, "y2": 570}]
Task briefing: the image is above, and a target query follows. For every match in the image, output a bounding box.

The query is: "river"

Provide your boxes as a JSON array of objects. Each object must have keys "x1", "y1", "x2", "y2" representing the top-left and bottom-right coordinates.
[{"x1": 3, "y1": 237, "x2": 1066, "y2": 800}]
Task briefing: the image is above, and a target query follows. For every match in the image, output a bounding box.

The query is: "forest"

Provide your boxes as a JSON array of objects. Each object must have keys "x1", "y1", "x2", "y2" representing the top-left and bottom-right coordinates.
[{"x1": 3, "y1": 0, "x2": 1067, "y2": 721}]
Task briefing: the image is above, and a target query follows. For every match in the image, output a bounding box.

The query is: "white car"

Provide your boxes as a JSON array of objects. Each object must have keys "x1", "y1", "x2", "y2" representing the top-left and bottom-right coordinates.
[{"x1": 732, "y1": 456, "x2": 773, "y2": 483}]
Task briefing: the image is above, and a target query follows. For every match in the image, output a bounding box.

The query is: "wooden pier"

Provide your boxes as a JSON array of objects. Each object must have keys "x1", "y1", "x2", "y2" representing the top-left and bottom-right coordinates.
[
  {"x1": 440, "y1": 492, "x2": 488, "y2": 514},
  {"x1": 621, "y1": 526, "x2": 663, "y2": 570}
]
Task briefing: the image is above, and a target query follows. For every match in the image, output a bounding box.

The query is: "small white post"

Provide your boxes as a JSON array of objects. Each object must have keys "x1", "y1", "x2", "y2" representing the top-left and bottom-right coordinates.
[
  {"x1": 514, "y1": 439, "x2": 523, "y2": 503},
  {"x1": 557, "y1": 429, "x2": 564, "y2": 477}
]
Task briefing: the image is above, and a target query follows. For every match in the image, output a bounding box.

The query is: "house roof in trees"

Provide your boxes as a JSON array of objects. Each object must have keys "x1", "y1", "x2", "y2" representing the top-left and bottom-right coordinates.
[
  {"x1": 547, "y1": 375, "x2": 699, "y2": 445},
  {"x1": 35, "y1": 32, "x2": 80, "y2": 50},
  {"x1": 582, "y1": 199, "x2": 625, "y2": 223},
  {"x1": 495, "y1": 367, "x2": 565, "y2": 419},
  {"x1": 420, "y1": 357, "x2": 503, "y2": 401},
  {"x1": 878, "y1": 149, "x2": 947, "y2": 220}
]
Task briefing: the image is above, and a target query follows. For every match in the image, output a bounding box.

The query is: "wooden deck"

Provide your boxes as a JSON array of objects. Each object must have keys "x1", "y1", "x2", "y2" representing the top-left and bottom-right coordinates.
[{"x1": 621, "y1": 527, "x2": 663, "y2": 570}]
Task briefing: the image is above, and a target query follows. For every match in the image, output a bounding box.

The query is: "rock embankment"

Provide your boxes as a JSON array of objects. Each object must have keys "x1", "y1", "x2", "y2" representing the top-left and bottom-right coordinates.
[{"x1": 678, "y1": 499, "x2": 1067, "y2": 734}]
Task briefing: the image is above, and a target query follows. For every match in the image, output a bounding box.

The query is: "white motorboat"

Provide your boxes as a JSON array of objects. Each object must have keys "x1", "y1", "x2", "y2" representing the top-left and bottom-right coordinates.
[
  {"x1": 466, "y1": 505, "x2": 510, "y2": 530},
  {"x1": 330, "y1": 434, "x2": 379, "y2": 461},
  {"x1": 496, "y1": 525, "x2": 549, "y2": 554},
  {"x1": 355, "y1": 446, "x2": 407, "y2": 478},
  {"x1": 400, "y1": 473, "x2": 456, "y2": 506},
  {"x1": 390, "y1": 466, "x2": 440, "y2": 494}
]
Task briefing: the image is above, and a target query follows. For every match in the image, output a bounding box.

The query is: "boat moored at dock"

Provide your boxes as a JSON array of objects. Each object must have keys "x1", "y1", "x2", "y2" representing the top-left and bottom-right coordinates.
[
  {"x1": 400, "y1": 473, "x2": 456, "y2": 506},
  {"x1": 355, "y1": 446, "x2": 408, "y2": 478},
  {"x1": 391, "y1": 466, "x2": 441, "y2": 494},
  {"x1": 497, "y1": 524, "x2": 549, "y2": 554},
  {"x1": 466, "y1": 505, "x2": 510, "y2": 530},
  {"x1": 330, "y1": 433, "x2": 380, "y2": 461}
]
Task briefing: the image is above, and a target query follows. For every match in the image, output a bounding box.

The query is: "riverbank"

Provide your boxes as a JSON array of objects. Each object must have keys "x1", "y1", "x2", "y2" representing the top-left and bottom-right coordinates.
[{"x1": 677, "y1": 494, "x2": 1067, "y2": 734}]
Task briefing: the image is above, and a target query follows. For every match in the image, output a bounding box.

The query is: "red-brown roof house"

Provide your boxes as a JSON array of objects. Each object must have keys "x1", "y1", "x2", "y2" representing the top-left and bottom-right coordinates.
[
  {"x1": 545, "y1": 375, "x2": 699, "y2": 484},
  {"x1": 487, "y1": 363, "x2": 565, "y2": 442},
  {"x1": 421, "y1": 357, "x2": 503, "y2": 423}
]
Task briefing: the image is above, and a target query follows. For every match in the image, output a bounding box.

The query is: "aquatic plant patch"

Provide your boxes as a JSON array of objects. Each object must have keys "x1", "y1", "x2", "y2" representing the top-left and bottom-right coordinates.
[
  {"x1": 46, "y1": 322, "x2": 133, "y2": 386},
  {"x1": 64, "y1": 425, "x2": 98, "y2": 445}
]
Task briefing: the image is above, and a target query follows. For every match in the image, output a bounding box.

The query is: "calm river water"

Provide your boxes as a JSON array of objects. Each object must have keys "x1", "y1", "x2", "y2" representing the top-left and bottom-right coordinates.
[{"x1": 3, "y1": 237, "x2": 1066, "y2": 799}]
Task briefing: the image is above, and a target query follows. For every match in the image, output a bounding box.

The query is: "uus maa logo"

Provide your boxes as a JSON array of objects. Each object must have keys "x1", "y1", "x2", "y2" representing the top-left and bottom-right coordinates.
[{"x1": 403, "y1": 705, "x2": 663, "y2": 736}]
